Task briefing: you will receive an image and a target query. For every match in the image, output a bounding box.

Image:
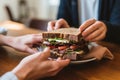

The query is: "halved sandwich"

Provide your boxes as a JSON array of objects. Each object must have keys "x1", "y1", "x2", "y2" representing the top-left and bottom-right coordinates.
[{"x1": 41, "y1": 28, "x2": 89, "y2": 60}]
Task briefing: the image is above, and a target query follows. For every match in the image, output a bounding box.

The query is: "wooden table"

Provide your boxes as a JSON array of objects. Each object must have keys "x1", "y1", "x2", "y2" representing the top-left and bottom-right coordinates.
[{"x1": 0, "y1": 27, "x2": 120, "y2": 80}]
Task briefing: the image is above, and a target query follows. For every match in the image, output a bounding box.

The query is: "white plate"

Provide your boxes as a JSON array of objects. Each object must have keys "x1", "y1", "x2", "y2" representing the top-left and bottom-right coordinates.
[{"x1": 70, "y1": 57, "x2": 96, "y2": 64}]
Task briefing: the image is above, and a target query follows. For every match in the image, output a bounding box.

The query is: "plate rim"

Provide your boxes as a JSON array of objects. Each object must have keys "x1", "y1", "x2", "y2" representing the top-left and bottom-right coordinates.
[{"x1": 70, "y1": 57, "x2": 96, "y2": 64}]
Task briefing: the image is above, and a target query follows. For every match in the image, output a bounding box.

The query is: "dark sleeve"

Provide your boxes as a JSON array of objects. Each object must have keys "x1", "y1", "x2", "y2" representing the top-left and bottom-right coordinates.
[
  {"x1": 57, "y1": 0, "x2": 73, "y2": 26},
  {"x1": 103, "y1": 0, "x2": 120, "y2": 44},
  {"x1": 103, "y1": 21, "x2": 120, "y2": 44}
]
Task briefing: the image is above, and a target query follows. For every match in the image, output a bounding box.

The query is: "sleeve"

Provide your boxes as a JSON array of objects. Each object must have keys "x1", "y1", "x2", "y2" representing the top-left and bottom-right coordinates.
[
  {"x1": 103, "y1": 21, "x2": 120, "y2": 44},
  {"x1": 103, "y1": 0, "x2": 120, "y2": 44},
  {"x1": 57, "y1": 0, "x2": 74, "y2": 26},
  {"x1": 0, "y1": 72, "x2": 18, "y2": 80}
]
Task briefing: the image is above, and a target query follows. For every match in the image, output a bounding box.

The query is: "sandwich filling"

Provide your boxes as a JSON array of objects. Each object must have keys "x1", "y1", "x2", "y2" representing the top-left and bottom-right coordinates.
[{"x1": 41, "y1": 37, "x2": 89, "y2": 60}]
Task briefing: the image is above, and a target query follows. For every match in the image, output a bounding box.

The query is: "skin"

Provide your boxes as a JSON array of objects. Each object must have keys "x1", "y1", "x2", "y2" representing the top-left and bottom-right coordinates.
[
  {"x1": 47, "y1": 18, "x2": 107, "y2": 42},
  {"x1": 0, "y1": 34, "x2": 43, "y2": 54},
  {"x1": 11, "y1": 47, "x2": 70, "y2": 80},
  {"x1": 47, "y1": 18, "x2": 70, "y2": 31},
  {"x1": 79, "y1": 19, "x2": 107, "y2": 41}
]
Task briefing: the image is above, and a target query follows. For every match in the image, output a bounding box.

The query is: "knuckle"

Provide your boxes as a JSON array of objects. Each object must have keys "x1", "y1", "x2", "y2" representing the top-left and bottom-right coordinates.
[
  {"x1": 91, "y1": 25, "x2": 96, "y2": 29},
  {"x1": 96, "y1": 21, "x2": 103, "y2": 26}
]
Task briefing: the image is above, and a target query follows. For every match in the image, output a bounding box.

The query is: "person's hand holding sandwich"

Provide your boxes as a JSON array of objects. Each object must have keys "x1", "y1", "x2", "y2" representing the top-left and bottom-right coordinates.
[
  {"x1": 11, "y1": 47, "x2": 70, "y2": 80},
  {"x1": 47, "y1": 18, "x2": 107, "y2": 42}
]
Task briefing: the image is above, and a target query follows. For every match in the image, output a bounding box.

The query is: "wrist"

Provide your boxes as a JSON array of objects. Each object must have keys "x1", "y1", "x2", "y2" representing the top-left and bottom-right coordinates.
[
  {"x1": 0, "y1": 35, "x2": 7, "y2": 45},
  {"x1": 11, "y1": 66, "x2": 31, "y2": 80},
  {"x1": 0, "y1": 35, "x2": 14, "y2": 47},
  {"x1": 0, "y1": 35, "x2": 21, "y2": 51}
]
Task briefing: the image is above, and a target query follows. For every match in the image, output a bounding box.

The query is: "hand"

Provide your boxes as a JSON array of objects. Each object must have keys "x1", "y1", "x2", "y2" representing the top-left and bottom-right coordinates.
[
  {"x1": 47, "y1": 18, "x2": 70, "y2": 31},
  {"x1": 79, "y1": 19, "x2": 107, "y2": 41},
  {"x1": 2, "y1": 34, "x2": 43, "y2": 54},
  {"x1": 12, "y1": 47, "x2": 70, "y2": 80}
]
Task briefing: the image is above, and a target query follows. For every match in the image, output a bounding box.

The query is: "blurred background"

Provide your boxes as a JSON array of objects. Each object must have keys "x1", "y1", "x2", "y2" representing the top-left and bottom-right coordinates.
[{"x1": 0, "y1": 0, "x2": 60, "y2": 30}]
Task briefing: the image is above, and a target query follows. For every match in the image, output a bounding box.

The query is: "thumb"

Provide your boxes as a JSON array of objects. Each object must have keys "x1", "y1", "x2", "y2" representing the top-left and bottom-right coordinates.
[
  {"x1": 47, "y1": 21, "x2": 56, "y2": 31},
  {"x1": 56, "y1": 58, "x2": 70, "y2": 67},
  {"x1": 40, "y1": 47, "x2": 50, "y2": 60}
]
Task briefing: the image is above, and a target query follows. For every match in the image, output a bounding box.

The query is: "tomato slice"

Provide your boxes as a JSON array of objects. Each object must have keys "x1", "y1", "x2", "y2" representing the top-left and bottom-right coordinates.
[
  {"x1": 58, "y1": 46, "x2": 67, "y2": 50},
  {"x1": 70, "y1": 45, "x2": 78, "y2": 50}
]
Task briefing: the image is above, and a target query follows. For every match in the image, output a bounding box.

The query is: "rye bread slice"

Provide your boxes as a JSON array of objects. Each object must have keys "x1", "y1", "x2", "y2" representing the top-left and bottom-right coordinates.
[{"x1": 42, "y1": 28, "x2": 82, "y2": 42}]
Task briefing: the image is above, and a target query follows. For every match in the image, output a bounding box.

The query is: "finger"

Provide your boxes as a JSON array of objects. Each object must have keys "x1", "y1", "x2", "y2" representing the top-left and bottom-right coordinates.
[
  {"x1": 90, "y1": 30, "x2": 106, "y2": 41},
  {"x1": 47, "y1": 21, "x2": 56, "y2": 31},
  {"x1": 48, "y1": 59, "x2": 70, "y2": 74},
  {"x1": 84, "y1": 21, "x2": 106, "y2": 41},
  {"x1": 84, "y1": 28, "x2": 103, "y2": 41},
  {"x1": 55, "y1": 19, "x2": 69, "y2": 29},
  {"x1": 56, "y1": 58, "x2": 70, "y2": 67},
  {"x1": 40, "y1": 47, "x2": 50, "y2": 60},
  {"x1": 82, "y1": 21, "x2": 105, "y2": 37},
  {"x1": 82, "y1": 22, "x2": 102, "y2": 37},
  {"x1": 26, "y1": 34, "x2": 43, "y2": 43},
  {"x1": 79, "y1": 18, "x2": 96, "y2": 32}
]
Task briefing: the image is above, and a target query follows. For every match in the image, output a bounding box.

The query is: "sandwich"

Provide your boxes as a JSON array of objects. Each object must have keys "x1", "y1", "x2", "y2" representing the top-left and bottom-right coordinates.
[{"x1": 41, "y1": 28, "x2": 89, "y2": 60}]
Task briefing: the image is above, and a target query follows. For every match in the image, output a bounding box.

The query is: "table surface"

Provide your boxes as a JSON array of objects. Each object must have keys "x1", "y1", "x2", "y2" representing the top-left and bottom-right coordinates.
[{"x1": 0, "y1": 27, "x2": 120, "y2": 80}]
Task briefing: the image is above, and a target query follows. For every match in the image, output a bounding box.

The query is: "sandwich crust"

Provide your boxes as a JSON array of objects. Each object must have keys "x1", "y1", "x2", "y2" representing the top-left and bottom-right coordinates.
[{"x1": 42, "y1": 28, "x2": 82, "y2": 42}]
